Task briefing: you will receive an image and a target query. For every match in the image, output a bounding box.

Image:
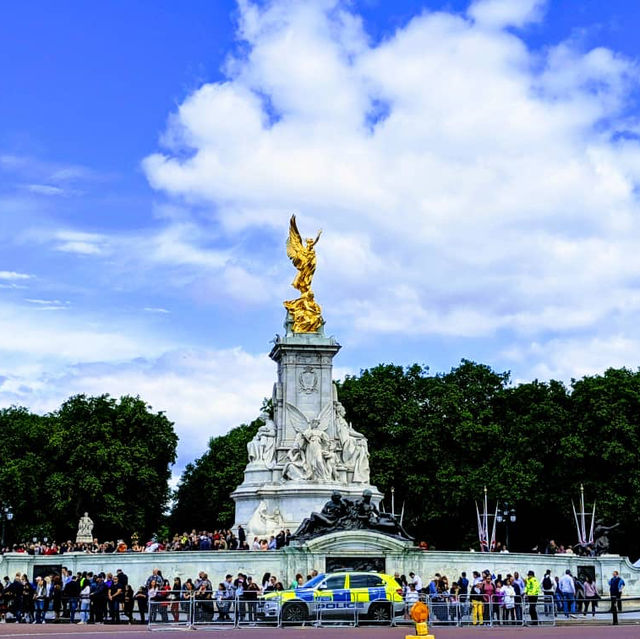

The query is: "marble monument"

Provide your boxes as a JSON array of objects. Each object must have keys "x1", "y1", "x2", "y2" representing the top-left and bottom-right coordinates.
[
  {"x1": 76, "y1": 512, "x2": 94, "y2": 544},
  {"x1": 232, "y1": 216, "x2": 382, "y2": 537}
]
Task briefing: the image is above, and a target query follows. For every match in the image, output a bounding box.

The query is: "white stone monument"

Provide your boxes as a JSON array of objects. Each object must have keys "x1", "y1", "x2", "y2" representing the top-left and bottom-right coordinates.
[
  {"x1": 76, "y1": 512, "x2": 94, "y2": 544},
  {"x1": 232, "y1": 216, "x2": 382, "y2": 538}
]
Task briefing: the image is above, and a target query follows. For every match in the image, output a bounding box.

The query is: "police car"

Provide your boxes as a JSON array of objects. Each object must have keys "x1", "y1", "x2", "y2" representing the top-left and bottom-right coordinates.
[{"x1": 260, "y1": 571, "x2": 404, "y2": 623}]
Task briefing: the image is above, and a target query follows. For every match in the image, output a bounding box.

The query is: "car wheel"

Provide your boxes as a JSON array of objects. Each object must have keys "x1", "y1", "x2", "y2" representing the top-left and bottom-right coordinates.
[
  {"x1": 281, "y1": 602, "x2": 308, "y2": 623},
  {"x1": 368, "y1": 602, "x2": 391, "y2": 622}
]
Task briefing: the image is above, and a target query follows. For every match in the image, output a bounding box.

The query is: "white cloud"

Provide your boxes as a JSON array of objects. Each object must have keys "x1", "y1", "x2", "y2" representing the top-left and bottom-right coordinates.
[
  {"x1": 467, "y1": 0, "x2": 546, "y2": 29},
  {"x1": 25, "y1": 184, "x2": 74, "y2": 197},
  {"x1": 0, "y1": 299, "x2": 170, "y2": 362},
  {"x1": 53, "y1": 230, "x2": 106, "y2": 255},
  {"x1": 505, "y1": 335, "x2": 640, "y2": 383},
  {"x1": 140, "y1": 0, "x2": 640, "y2": 373},
  {"x1": 0, "y1": 346, "x2": 275, "y2": 470},
  {"x1": 0, "y1": 271, "x2": 32, "y2": 280},
  {"x1": 144, "y1": 307, "x2": 170, "y2": 314}
]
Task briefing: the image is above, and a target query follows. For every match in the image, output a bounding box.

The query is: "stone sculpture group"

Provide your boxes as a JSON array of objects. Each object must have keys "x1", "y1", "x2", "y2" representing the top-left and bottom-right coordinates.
[{"x1": 245, "y1": 395, "x2": 370, "y2": 484}]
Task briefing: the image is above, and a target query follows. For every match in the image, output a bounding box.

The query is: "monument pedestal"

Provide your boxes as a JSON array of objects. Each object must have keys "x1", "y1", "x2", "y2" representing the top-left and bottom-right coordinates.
[{"x1": 232, "y1": 324, "x2": 382, "y2": 538}]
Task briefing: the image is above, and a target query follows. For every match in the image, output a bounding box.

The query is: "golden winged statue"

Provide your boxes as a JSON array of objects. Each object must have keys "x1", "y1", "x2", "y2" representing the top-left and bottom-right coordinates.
[{"x1": 284, "y1": 215, "x2": 323, "y2": 333}]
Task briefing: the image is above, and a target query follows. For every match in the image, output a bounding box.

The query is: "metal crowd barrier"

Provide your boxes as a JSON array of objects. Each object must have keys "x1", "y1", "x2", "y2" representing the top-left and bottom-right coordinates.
[
  {"x1": 396, "y1": 593, "x2": 555, "y2": 628},
  {"x1": 141, "y1": 590, "x2": 640, "y2": 630},
  {"x1": 148, "y1": 591, "x2": 282, "y2": 631},
  {"x1": 554, "y1": 595, "x2": 640, "y2": 624}
]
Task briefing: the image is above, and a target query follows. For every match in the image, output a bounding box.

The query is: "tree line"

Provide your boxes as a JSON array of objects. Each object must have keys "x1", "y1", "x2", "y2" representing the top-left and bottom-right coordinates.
[
  {"x1": 2, "y1": 361, "x2": 639, "y2": 560},
  {"x1": 0, "y1": 395, "x2": 177, "y2": 544},
  {"x1": 172, "y1": 361, "x2": 640, "y2": 559}
]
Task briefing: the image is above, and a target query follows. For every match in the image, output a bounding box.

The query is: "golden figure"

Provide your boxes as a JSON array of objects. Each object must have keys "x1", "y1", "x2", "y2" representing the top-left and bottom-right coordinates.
[{"x1": 284, "y1": 215, "x2": 323, "y2": 332}]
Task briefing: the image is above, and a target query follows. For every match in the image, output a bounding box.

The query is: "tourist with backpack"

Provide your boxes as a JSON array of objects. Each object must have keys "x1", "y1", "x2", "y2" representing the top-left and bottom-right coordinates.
[{"x1": 541, "y1": 570, "x2": 554, "y2": 616}]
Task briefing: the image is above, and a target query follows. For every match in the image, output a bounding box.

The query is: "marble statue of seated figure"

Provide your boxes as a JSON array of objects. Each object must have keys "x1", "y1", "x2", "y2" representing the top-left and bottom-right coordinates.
[{"x1": 294, "y1": 491, "x2": 348, "y2": 537}]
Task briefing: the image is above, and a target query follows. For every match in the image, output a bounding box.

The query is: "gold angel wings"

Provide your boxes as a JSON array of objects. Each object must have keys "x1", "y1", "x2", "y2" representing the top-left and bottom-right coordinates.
[{"x1": 284, "y1": 215, "x2": 324, "y2": 333}]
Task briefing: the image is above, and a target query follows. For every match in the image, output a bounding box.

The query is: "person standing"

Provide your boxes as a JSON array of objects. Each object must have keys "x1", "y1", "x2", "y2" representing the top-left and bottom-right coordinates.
[
  {"x1": 609, "y1": 571, "x2": 625, "y2": 613},
  {"x1": 244, "y1": 576, "x2": 260, "y2": 623},
  {"x1": 123, "y1": 585, "x2": 134, "y2": 623},
  {"x1": 583, "y1": 576, "x2": 598, "y2": 617},
  {"x1": 409, "y1": 572, "x2": 423, "y2": 592},
  {"x1": 78, "y1": 580, "x2": 91, "y2": 624},
  {"x1": 458, "y1": 572, "x2": 470, "y2": 618},
  {"x1": 558, "y1": 569, "x2": 576, "y2": 618},
  {"x1": 134, "y1": 587, "x2": 148, "y2": 624},
  {"x1": 525, "y1": 571, "x2": 541, "y2": 625},
  {"x1": 107, "y1": 575, "x2": 123, "y2": 624},
  {"x1": 92, "y1": 575, "x2": 108, "y2": 624},
  {"x1": 65, "y1": 575, "x2": 80, "y2": 624},
  {"x1": 502, "y1": 577, "x2": 516, "y2": 625},
  {"x1": 470, "y1": 582, "x2": 484, "y2": 625},
  {"x1": 541, "y1": 570, "x2": 554, "y2": 616},
  {"x1": 7, "y1": 574, "x2": 23, "y2": 623},
  {"x1": 169, "y1": 578, "x2": 181, "y2": 622},
  {"x1": 33, "y1": 577, "x2": 46, "y2": 624},
  {"x1": 479, "y1": 575, "x2": 495, "y2": 624}
]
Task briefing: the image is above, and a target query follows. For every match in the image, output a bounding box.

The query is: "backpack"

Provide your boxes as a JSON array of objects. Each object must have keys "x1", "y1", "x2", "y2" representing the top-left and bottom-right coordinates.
[{"x1": 542, "y1": 575, "x2": 553, "y2": 590}]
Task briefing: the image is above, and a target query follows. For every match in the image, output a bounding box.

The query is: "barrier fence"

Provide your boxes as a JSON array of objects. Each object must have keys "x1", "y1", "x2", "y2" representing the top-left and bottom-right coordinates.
[{"x1": 5, "y1": 589, "x2": 640, "y2": 628}]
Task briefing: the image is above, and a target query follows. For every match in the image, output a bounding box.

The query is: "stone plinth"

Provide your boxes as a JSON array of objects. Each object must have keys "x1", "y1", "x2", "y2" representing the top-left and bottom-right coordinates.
[{"x1": 232, "y1": 324, "x2": 382, "y2": 538}]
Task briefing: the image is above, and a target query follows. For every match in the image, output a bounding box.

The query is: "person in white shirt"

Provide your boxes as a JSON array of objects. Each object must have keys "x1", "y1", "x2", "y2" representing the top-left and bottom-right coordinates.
[
  {"x1": 408, "y1": 572, "x2": 423, "y2": 592},
  {"x1": 558, "y1": 569, "x2": 576, "y2": 617},
  {"x1": 79, "y1": 583, "x2": 91, "y2": 624},
  {"x1": 502, "y1": 577, "x2": 516, "y2": 625},
  {"x1": 404, "y1": 583, "x2": 420, "y2": 619}
]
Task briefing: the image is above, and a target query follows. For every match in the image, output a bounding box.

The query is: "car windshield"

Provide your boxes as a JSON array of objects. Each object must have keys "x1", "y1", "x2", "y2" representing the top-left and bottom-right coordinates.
[{"x1": 300, "y1": 574, "x2": 325, "y2": 589}]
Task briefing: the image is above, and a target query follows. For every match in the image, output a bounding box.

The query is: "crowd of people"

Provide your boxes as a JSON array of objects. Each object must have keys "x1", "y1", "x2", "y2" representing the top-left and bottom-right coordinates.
[
  {"x1": 0, "y1": 563, "x2": 628, "y2": 626},
  {"x1": 2, "y1": 526, "x2": 294, "y2": 556},
  {"x1": 398, "y1": 567, "x2": 626, "y2": 625},
  {"x1": 0, "y1": 566, "x2": 310, "y2": 625}
]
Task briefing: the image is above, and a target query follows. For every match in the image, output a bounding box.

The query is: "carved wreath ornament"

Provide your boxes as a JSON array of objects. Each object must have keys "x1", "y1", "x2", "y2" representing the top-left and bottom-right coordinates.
[{"x1": 299, "y1": 366, "x2": 318, "y2": 394}]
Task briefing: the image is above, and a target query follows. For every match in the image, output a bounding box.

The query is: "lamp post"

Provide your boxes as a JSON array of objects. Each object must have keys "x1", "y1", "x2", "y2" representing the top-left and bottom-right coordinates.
[
  {"x1": 1, "y1": 505, "x2": 13, "y2": 548},
  {"x1": 496, "y1": 503, "x2": 517, "y2": 550}
]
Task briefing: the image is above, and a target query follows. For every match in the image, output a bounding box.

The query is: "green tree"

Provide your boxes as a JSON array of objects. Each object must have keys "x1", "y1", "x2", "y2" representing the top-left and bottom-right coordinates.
[
  {"x1": 170, "y1": 419, "x2": 260, "y2": 531},
  {"x1": 0, "y1": 395, "x2": 178, "y2": 544},
  {"x1": 567, "y1": 368, "x2": 640, "y2": 558},
  {"x1": 0, "y1": 407, "x2": 55, "y2": 541}
]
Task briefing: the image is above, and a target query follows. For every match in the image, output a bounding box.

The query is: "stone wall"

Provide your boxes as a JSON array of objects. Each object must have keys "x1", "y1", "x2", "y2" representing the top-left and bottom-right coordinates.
[{"x1": 2, "y1": 531, "x2": 638, "y2": 595}]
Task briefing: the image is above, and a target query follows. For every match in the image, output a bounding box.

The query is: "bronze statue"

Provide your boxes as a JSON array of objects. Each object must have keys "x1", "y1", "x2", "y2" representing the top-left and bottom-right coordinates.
[
  {"x1": 284, "y1": 215, "x2": 323, "y2": 333},
  {"x1": 593, "y1": 520, "x2": 619, "y2": 555},
  {"x1": 292, "y1": 490, "x2": 413, "y2": 541},
  {"x1": 294, "y1": 491, "x2": 348, "y2": 537}
]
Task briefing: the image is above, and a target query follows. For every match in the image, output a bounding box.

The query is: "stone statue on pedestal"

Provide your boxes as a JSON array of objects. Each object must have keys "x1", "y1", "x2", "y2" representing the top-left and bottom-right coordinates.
[
  {"x1": 247, "y1": 412, "x2": 276, "y2": 468},
  {"x1": 231, "y1": 216, "x2": 384, "y2": 536},
  {"x1": 76, "y1": 512, "x2": 94, "y2": 543},
  {"x1": 335, "y1": 400, "x2": 370, "y2": 483}
]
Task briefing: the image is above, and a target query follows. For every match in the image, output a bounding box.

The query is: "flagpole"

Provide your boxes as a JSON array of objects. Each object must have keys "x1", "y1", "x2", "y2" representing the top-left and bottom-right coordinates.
[
  {"x1": 484, "y1": 486, "x2": 488, "y2": 552},
  {"x1": 572, "y1": 500, "x2": 582, "y2": 545},
  {"x1": 580, "y1": 484, "x2": 587, "y2": 545}
]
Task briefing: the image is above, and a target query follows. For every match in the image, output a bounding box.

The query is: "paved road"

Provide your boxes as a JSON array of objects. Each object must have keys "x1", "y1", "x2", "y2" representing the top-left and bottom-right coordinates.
[{"x1": 0, "y1": 625, "x2": 639, "y2": 638}]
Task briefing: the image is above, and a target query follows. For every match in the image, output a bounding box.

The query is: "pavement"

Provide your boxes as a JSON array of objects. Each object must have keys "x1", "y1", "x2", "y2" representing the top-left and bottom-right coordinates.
[{"x1": 0, "y1": 625, "x2": 640, "y2": 638}]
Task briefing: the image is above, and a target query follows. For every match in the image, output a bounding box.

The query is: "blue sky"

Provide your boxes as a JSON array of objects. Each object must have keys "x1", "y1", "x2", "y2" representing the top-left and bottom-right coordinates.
[{"x1": 3, "y1": 0, "x2": 640, "y2": 474}]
